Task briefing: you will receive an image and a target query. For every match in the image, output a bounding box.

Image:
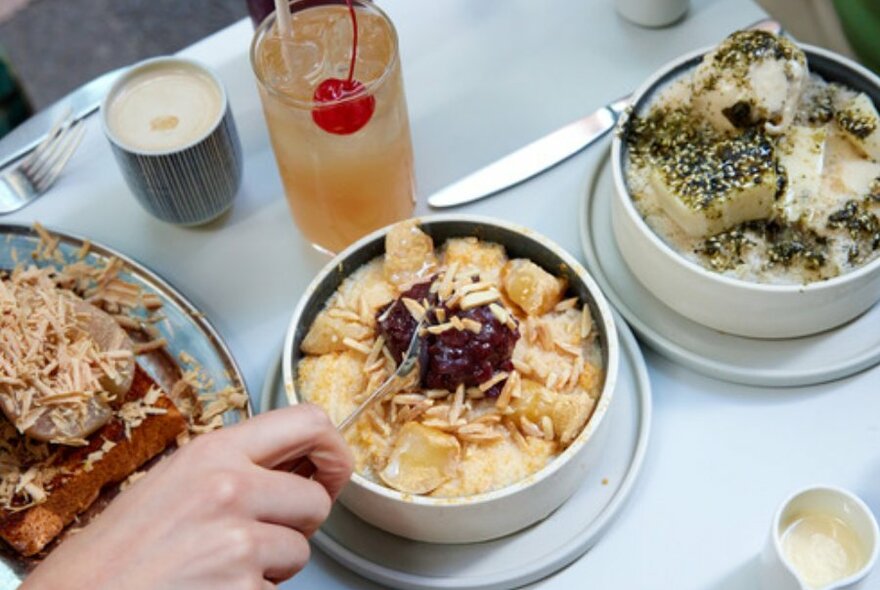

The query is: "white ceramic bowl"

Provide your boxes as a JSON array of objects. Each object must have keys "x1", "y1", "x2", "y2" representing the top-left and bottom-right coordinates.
[
  {"x1": 282, "y1": 214, "x2": 619, "y2": 543},
  {"x1": 610, "y1": 44, "x2": 880, "y2": 339}
]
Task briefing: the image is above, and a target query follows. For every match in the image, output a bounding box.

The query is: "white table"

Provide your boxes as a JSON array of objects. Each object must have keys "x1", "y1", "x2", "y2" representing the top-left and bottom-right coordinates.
[{"x1": 7, "y1": 1, "x2": 880, "y2": 588}]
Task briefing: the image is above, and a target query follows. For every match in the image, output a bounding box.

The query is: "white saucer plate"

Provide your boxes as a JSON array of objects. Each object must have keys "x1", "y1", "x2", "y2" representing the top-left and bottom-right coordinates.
[
  {"x1": 580, "y1": 146, "x2": 880, "y2": 388},
  {"x1": 260, "y1": 315, "x2": 651, "y2": 590}
]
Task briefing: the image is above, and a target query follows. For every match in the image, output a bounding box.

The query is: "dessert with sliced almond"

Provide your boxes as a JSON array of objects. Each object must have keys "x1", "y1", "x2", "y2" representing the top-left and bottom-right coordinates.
[
  {"x1": 0, "y1": 232, "x2": 247, "y2": 560},
  {"x1": 297, "y1": 220, "x2": 604, "y2": 497}
]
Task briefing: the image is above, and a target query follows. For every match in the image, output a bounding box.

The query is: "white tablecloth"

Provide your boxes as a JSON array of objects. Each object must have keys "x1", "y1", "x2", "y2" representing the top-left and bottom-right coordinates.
[{"x1": 6, "y1": 0, "x2": 879, "y2": 588}]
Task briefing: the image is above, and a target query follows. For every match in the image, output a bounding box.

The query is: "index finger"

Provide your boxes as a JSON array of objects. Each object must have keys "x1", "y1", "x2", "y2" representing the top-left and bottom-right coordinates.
[{"x1": 215, "y1": 404, "x2": 353, "y2": 499}]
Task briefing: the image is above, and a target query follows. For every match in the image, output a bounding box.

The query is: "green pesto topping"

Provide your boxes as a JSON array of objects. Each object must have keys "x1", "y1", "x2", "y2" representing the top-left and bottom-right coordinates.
[
  {"x1": 695, "y1": 31, "x2": 805, "y2": 99},
  {"x1": 712, "y1": 31, "x2": 803, "y2": 77},
  {"x1": 836, "y1": 108, "x2": 877, "y2": 139},
  {"x1": 869, "y1": 177, "x2": 880, "y2": 201},
  {"x1": 697, "y1": 219, "x2": 828, "y2": 272},
  {"x1": 696, "y1": 228, "x2": 754, "y2": 271},
  {"x1": 804, "y1": 88, "x2": 835, "y2": 126},
  {"x1": 624, "y1": 107, "x2": 777, "y2": 212},
  {"x1": 827, "y1": 199, "x2": 880, "y2": 264}
]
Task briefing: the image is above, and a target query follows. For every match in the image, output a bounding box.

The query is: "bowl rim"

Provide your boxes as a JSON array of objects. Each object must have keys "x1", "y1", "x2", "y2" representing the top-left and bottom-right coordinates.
[
  {"x1": 281, "y1": 213, "x2": 620, "y2": 508},
  {"x1": 610, "y1": 41, "x2": 880, "y2": 294}
]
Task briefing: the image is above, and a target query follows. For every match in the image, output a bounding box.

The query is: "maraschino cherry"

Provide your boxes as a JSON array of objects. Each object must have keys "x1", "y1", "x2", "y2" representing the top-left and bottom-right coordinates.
[{"x1": 311, "y1": 0, "x2": 375, "y2": 135}]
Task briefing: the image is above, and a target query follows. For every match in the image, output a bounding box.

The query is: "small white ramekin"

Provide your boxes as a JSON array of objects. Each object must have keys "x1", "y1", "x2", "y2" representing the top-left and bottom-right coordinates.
[
  {"x1": 611, "y1": 44, "x2": 880, "y2": 339},
  {"x1": 282, "y1": 214, "x2": 619, "y2": 543},
  {"x1": 760, "y1": 485, "x2": 879, "y2": 590}
]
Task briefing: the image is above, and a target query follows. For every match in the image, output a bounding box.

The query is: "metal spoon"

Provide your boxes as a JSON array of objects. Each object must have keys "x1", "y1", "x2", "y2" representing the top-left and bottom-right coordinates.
[{"x1": 291, "y1": 317, "x2": 425, "y2": 477}]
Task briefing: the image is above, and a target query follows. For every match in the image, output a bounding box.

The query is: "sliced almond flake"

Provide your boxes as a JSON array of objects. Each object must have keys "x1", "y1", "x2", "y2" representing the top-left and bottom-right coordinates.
[
  {"x1": 357, "y1": 295, "x2": 373, "y2": 326},
  {"x1": 364, "y1": 334, "x2": 385, "y2": 365},
  {"x1": 176, "y1": 431, "x2": 192, "y2": 447},
  {"x1": 376, "y1": 303, "x2": 394, "y2": 324},
  {"x1": 541, "y1": 415, "x2": 555, "y2": 440},
  {"x1": 112, "y1": 314, "x2": 141, "y2": 330},
  {"x1": 581, "y1": 305, "x2": 593, "y2": 339},
  {"x1": 455, "y1": 280, "x2": 493, "y2": 297},
  {"x1": 546, "y1": 371, "x2": 559, "y2": 390},
  {"x1": 76, "y1": 240, "x2": 91, "y2": 260},
  {"x1": 328, "y1": 308, "x2": 363, "y2": 323},
  {"x1": 425, "y1": 389, "x2": 451, "y2": 399},
  {"x1": 479, "y1": 371, "x2": 509, "y2": 393},
  {"x1": 504, "y1": 419, "x2": 529, "y2": 450},
  {"x1": 342, "y1": 337, "x2": 372, "y2": 355},
  {"x1": 401, "y1": 297, "x2": 426, "y2": 321},
  {"x1": 23, "y1": 481, "x2": 46, "y2": 505},
  {"x1": 466, "y1": 387, "x2": 485, "y2": 399},
  {"x1": 434, "y1": 307, "x2": 447, "y2": 323},
  {"x1": 457, "y1": 422, "x2": 491, "y2": 435},
  {"x1": 420, "y1": 419, "x2": 455, "y2": 431},
  {"x1": 495, "y1": 371, "x2": 518, "y2": 410},
  {"x1": 557, "y1": 365, "x2": 572, "y2": 391},
  {"x1": 460, "y1": 289, "x2": 501, "y2": 311},
  {"x1": 381, "y1": 346, "x2": 398, "y2": 371},
  {"x1": 133, "y1": 338, "x2": 167, "y2": 355},
  {"x1": 520, "y1": 416, "x2": 544, "y2": 439},
  {"x1": 120, "y1": 469, "x2": 147, "y2": 491},
  {"x1": 473, "y1": 413, "x2": 502, "y2": 425},
  {"x1": 537, "y1": 323, "x2": 554, "y2": 350},
  {"x1": 555, "y1": 340, "x2": 582, "y2": 357},
  {"x1": 392, "y1": 393, "x2": 427, "y2": 405},
  {"x1": 142, "y1": 293, "x2": 163, "y2": 310},
  {"x1": 458, "y1": 430, "x2": 503, "y2": 443},
  {"x1": 554, "y1": 297, "x2": 579, "y2": 312},
  {"x1": 566, "y1": 357, "x2": 583, "y2": 390},
  {"x1": 448, "y1": 384, "x2": 465, "y2": 424},
  {"x1": 35, "y1": 390, "x2": 90, "y2": 405},
  {"x1": 438, "y1": 262, "x2": 459, "y2": 301},
  {"x1": 449, "y1": 315, "x2": 464, "y2": 331},
  {"x1": 399, "y1": 400, "x2": 432, "y2": 423},
  {"x1": 423, "y1": 406, "x2": 449, "y2": 420},
  {"x1": 488, "y1": 303, "x2": 509, "y2": 324},
  {"x1": 364, "y1": 358, "x2": 386, "y2": 374},
  {"x1": 426, "y1": 322, "x2": 454, "y2": 335}
]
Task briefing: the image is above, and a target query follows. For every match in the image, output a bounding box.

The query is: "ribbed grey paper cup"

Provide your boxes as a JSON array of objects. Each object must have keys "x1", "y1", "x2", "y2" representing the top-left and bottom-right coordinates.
[{"x1": 101, "y1": 57, "x2": 242, "y2": 226}]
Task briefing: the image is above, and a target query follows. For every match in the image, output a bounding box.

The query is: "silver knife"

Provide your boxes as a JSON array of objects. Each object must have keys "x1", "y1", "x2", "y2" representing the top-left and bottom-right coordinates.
[
  {"x1": 0, "y1": 67, "x2": 126, "y2": 169},
  {"x1": 428, "y1": 96, "x2": 629, "y2": 208},
  {"x1": 427, "y1": 17, "x2": 782, "y2": 209}
]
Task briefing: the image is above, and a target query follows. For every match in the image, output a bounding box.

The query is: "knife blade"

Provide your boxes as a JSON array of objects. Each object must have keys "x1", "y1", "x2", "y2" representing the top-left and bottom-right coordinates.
[
  {"x1": 428, "y1": 96, "x2": 629, "y2": 208},
  {"x1": 427, "y1": 17, "x2": 782, "y2": 209},
  {"x1": 0, "y1": 67, "x2": 126, "y2": 170}
]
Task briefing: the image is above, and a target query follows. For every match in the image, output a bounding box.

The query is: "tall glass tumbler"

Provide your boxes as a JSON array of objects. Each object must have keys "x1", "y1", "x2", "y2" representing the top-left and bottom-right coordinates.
[{"x1": 250, "y1": 0, "x2": 416, "y2": 254}]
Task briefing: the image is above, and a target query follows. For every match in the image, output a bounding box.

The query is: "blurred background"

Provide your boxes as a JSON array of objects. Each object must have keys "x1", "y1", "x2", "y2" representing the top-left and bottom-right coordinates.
[
  {"x1": 0, "y1": 0, "x2": 878, "y2": 137},
  {"x1": 1, "y1": 0, "x2": 246, "y2": 109}
]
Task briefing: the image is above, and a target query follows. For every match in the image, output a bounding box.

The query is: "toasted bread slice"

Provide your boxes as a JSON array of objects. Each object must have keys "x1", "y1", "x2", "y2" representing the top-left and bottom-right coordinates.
[{"x1": 0, "y1": 365, "x2": 186, "y2": 556}]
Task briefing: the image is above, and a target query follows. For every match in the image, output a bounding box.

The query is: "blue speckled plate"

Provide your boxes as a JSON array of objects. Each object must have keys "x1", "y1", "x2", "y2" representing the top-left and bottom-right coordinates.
[{"x1": 0, "y1": 223, "x2": 251, "y2": 587}]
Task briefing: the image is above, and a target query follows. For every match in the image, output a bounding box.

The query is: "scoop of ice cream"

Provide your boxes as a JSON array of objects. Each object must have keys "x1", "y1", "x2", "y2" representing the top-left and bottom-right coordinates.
[{"x1": 691, "y1": 31, "x2": 808, "y2": 135}]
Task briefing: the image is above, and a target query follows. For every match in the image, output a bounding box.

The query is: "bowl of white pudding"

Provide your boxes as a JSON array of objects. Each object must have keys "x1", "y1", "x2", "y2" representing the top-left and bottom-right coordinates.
[{"x1": 610, "y1": 30, "x2": 880, "y2": 338}]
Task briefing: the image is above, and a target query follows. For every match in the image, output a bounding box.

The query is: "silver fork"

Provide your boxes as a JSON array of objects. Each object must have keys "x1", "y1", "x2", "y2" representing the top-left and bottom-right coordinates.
[{"x1": 0, "y1": 113, "x2": 87, "y2": 215}]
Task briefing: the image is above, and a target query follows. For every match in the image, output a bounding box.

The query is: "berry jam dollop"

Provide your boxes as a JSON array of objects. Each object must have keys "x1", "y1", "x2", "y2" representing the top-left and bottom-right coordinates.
[
  {"x1": 311, "y1": 0, "x2": 375, "y2": 135},
  {"x1": 376, "y1": 280, "x2": 520, "y2": 397}
]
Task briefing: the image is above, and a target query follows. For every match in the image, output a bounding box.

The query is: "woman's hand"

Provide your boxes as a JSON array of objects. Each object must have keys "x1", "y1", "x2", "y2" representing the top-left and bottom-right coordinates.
[{"x1": 24, "y1": 404, "x2": 353, "y2": 590}]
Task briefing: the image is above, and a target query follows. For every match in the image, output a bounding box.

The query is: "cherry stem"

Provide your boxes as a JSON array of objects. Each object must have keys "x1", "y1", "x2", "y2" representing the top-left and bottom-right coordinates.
[{"x1": 346, "y1": 0, "x2": 357, "y2": 84}]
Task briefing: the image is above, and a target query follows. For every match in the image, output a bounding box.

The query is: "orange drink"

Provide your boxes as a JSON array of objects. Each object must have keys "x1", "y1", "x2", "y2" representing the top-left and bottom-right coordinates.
[{"x1": 250, "y1": 0, "x2": 415, "y2": 253}]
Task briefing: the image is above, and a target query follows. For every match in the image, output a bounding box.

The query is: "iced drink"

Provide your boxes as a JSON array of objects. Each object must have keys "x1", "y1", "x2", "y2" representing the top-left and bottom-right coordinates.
[{"x1": 251, "y1": 0, "x2": 415, "y2": 253}]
